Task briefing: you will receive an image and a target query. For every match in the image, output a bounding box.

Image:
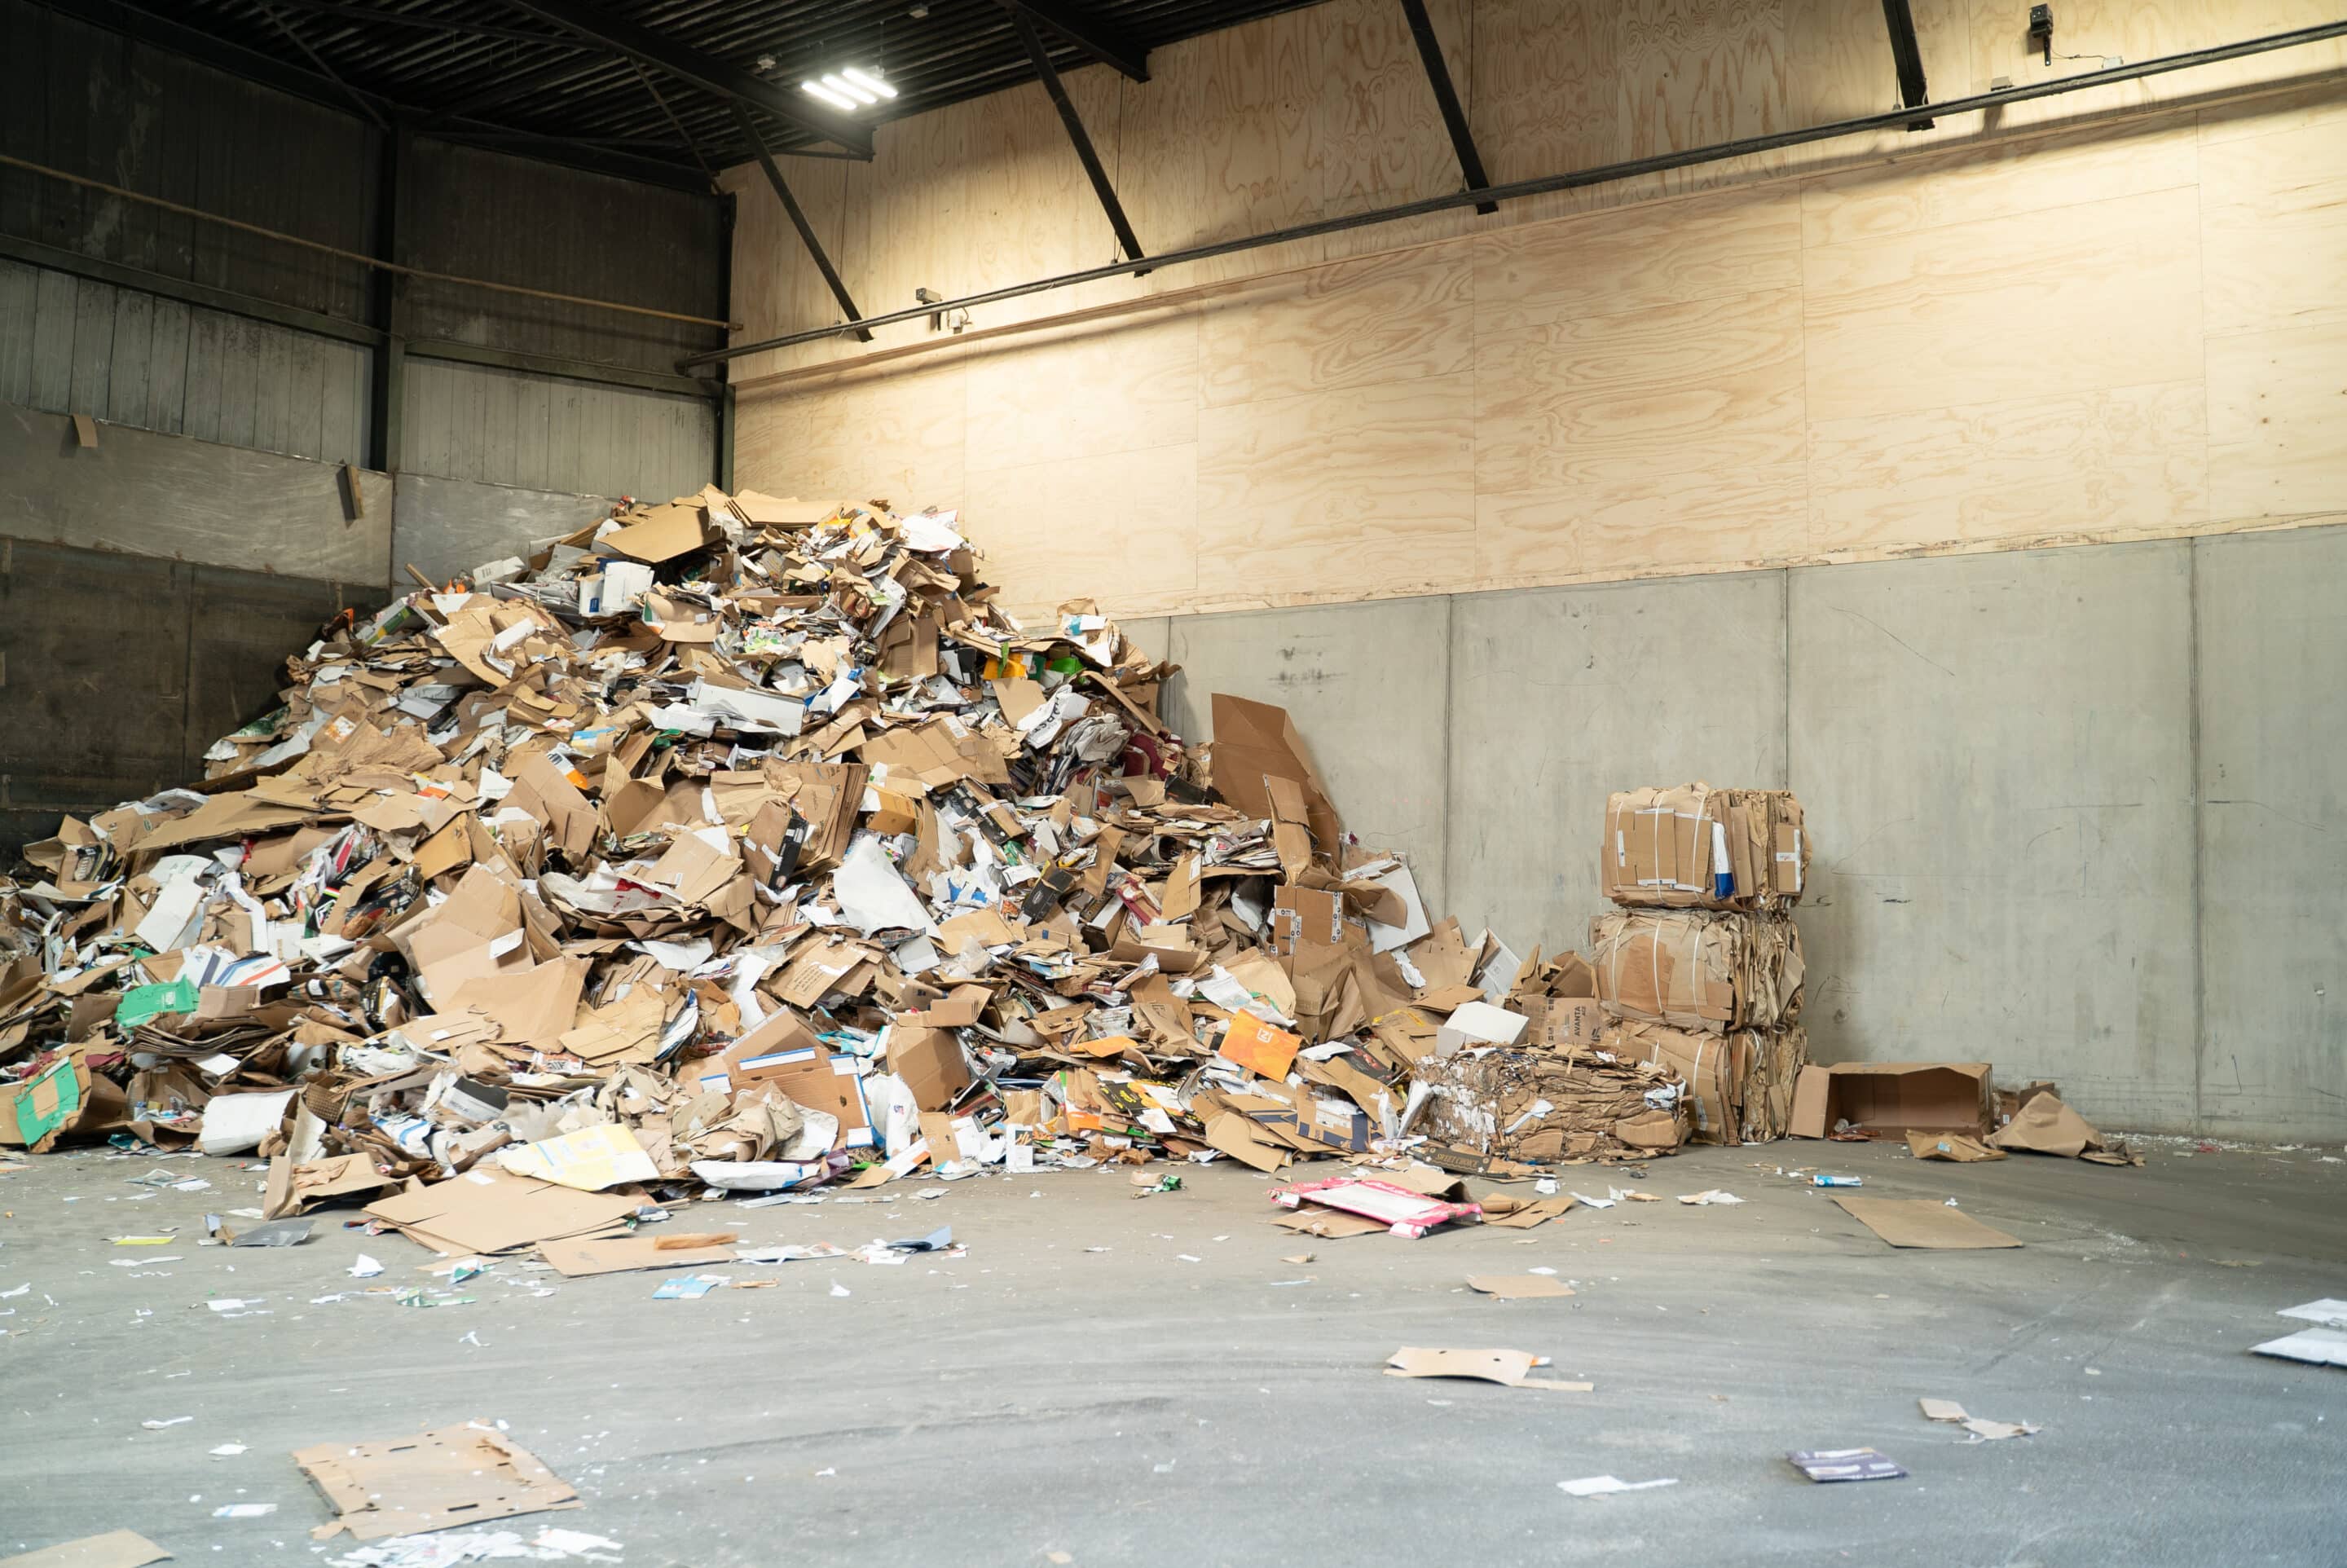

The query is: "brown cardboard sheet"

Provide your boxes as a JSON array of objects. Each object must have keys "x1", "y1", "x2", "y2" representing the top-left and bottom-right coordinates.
[
  {"x1": 293, "y1": 1421, "x2": 580, "y2": 1541},
  {"x1": 0, "y1": 1532, "x2": 172, "y2": 1568},
  {"x1": 1832, "y1": 1196, "x2": 2021, "y2": 1249},
  {"x1": 363, "y1": 1167, "x2": 641, "y2": 1255}
]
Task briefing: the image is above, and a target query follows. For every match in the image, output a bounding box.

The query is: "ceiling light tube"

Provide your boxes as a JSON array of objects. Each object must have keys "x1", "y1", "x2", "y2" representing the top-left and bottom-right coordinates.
[
  {"x1": 842, "y1": 67, "x2": 898, "y2": 99},
  {"x1": 822, "y1": 73, "x2": 878, "y2": 105},
  {"x1": 802, "y1": 80, "x2": 859, "y2": 111}
]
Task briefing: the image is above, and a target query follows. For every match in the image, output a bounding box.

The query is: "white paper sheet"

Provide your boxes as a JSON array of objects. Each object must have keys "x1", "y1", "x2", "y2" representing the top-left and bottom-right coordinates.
[{"x1": 833, "y1": 836, "x2": 940, "y2": 936}]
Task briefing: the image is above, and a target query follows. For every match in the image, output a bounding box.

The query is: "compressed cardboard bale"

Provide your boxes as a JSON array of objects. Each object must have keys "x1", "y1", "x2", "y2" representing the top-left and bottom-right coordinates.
[
  {"x1": 1407, "y1": 1047, "x2": 1686, "y2": 1164},
  {"x1": 1601, "y1": 785, "x2": 1808, "y2": 910},
  {"x1": 1735, "y1": 1024, "x2": 1809, "y2": 1143},
  {"x1": 1589, "y1": 910, "x2": 1803, "y2": 1034}
]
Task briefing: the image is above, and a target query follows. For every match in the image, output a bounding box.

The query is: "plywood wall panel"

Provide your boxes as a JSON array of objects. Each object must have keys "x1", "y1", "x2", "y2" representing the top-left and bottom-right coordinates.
[
  {"x1": 1798, "y1": 117, "x2": 2198, "y2": 248},
  {"x1": 965, "y1": 442, "x2": 1200, "y2": 621},
  {"x1": 1574, "y1": 460, "x2": 1811, "y2": 575},
  {"x1": 1194, "y1": 372, "x2": 1475, "y2": 605},
  {"x1": 1473, "y1": 183, "x2": 1803, "y2": 334},
  {"x1": 2207, "y1": 322, "x2": 2347, "y2": 521},
  {"x1": 1801, "y1": 186, "x2": 2204, "y2": 424},
  {"x1": 1808, "y1": 381, "x2": 2208, "y2": 550},
  {"x1": 2198, "y1": 113, "x2": 2347, "y2": 335},
  {"x1": 1470, "y1": 0, "x2": 1620, "y2": 186},
  {"x1": 1197, "y1": 244, "x2": 1474, "y2": 407},
  {"x1": 1615, "y1": 0, "x2": 1794, "y2": 194},
  {"x1": 1476, "y1": 285, "x2": 1807, "y2": 494},
  {"x1": 962, "y1": 312, "x2": 1198, "y2": 471},
  {"x1": 736, "y1": 359, "x2": 967, "y2": 513}
]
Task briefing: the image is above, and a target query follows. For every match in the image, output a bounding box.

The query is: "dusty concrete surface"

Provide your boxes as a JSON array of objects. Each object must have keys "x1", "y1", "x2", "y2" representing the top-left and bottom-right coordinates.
[{"x1": 2, "y1": 1140, "x2": 2341, "y2": 1566}]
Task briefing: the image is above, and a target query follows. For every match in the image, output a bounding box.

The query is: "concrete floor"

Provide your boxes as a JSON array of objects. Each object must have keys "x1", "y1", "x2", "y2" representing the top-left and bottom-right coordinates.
[{"x1": 2, "y1": 1138, "x2": 2341, "y2": 1566}]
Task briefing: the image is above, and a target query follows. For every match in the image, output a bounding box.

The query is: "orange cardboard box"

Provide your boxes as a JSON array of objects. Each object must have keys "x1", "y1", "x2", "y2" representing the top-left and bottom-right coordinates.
[{"x1": 1218, "y1": 1011, "x2": 1301, "y2": 1080}]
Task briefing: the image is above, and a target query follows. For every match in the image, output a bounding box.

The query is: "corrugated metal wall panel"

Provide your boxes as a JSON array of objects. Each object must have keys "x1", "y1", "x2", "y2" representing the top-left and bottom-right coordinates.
[
  {"x1": 0, "y1": 0, "x2": 376, "y2": 321},
  {"x1": 0, "y1": 256, "x2": 368, "y2": 464},
  {"x1": 401, "y1": 356, "x2": 714, "y2": 500},
  {"x1": 403, "y1": 139, "x2": 727, "y2": 377}
]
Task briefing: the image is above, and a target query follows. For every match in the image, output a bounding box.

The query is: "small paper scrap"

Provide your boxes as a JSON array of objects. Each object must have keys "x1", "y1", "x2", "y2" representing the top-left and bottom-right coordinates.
[{"x1": 1559, "y1": 1475, "x2": 1678, "y2": 1497}]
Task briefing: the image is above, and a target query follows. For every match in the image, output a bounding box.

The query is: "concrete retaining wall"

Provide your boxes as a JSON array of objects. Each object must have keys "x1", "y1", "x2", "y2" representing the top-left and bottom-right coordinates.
[{"x1": 1151, "y1": 527, "x2": 2347, "y2": 1140}]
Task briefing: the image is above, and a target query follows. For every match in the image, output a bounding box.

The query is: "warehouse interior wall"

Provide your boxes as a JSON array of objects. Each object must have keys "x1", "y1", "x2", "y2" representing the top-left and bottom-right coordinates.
[
  {"x1": 726, "y1": 1, "x2": 2347, "y2": 1136},
  {"x1": 0, "y1": 0, "x2": 731, "y2": 843}
]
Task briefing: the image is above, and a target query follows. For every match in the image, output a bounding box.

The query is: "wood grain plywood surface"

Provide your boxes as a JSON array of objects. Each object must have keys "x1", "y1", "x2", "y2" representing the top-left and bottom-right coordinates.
[
  {"x1": 1615, "y1": 0, "x2": 1793, "y2": 194},
  {"x1": 965, "y1": 442, "x2": 1200, "y2": 620},
  {"x1": 1797, "y1": 117, "x2": 2199, "y2": 248},
  {"x1": 1469, "y1": 0, "x2": 1619, "y2": 186},
  {"x1": 962, "y1": 312, "x2": 1199, "y2": 472},
  {"x1": 2198, "y1": 112, "x2": 2347, "y2": 335},
  {"x1": 1194, "y1": 371, "x2": 1475, "y2": 604},
  {"x1": 1198, "y1": 244, "x2": 1473, "y2": 407},
  {"x1": 1475, "y1": 284, "x2": 1806, "y2": 493},
  {"x1": 734, "y1": 359, "x2": 967, "y2": 514},
  {"x1": 1800, "y1": 185, "x2": 2204, "y2": 423},
  {"x1": 2207, "y1": 321, "x2": 2347, "y2": 521},
  {"x1": 1573, "y1": 458, "x2": 1811, "y2": 574},
  {"x1": 1807, "y1": 381, "x2": 2208, "y2": 549},
  {"x1": 1473, "y1": 183, "x2": 1803, "y2": 336}
]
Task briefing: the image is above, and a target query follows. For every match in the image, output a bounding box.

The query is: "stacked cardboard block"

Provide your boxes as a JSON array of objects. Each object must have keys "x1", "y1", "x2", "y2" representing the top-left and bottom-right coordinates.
[{"x1": 1592, "y1": 785, "x2": 1812, "y2": 1145}]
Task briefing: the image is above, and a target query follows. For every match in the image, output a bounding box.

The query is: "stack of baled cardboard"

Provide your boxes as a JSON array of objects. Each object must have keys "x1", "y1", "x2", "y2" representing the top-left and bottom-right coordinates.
[{"x1": 1592, "y1": 786, "x2": 1812, "y2": 1144}]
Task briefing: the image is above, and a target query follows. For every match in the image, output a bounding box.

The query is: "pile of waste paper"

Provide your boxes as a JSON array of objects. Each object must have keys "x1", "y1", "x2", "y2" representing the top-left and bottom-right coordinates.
[{"x1": 0, "y1": 487, "x2": 1694, "y2": 1211}]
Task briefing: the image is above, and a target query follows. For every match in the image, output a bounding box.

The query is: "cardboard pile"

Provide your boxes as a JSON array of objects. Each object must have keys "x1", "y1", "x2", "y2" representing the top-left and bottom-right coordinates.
[
  {"x1": 0, "y1": 487, "x2": 1690, "y2": 1222},
  {"x1": 1589, "y1": 784, "x2": 1812, "y2": 1144}
]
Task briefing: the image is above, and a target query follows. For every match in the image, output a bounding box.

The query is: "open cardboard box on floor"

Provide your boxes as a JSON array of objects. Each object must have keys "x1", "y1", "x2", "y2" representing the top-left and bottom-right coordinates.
[{"x1": 1790, "y1": 1062, "x2": 1992, "y2": 1139}]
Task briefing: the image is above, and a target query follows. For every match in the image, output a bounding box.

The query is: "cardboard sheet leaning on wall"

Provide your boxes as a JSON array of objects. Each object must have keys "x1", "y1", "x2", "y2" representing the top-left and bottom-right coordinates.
[{"x1": 0, "y1": 485, "x2": 1700, "y2": 1225}]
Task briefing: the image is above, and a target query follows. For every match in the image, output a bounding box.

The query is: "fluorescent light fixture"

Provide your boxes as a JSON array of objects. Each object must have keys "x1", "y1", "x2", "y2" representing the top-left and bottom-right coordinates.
[
  {"x1": 821, "y1": 72, "x2": 878, "y2": 105},
  {"x1": 801, "y1": 80, "x2": 857, "y2": 111},
  {"x1": 841, "y1": 67, "x2": 898, "y2": 99}
]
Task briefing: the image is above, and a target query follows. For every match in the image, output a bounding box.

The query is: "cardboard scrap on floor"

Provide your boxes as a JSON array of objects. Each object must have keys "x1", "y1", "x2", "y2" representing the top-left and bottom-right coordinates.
[
  {"x1": 1919, "y1": 1397, "x2": 2040, "y2": 1440},
  {"x1": 1832, "y1": 1196, "x2": 2022, "y2": 1250},
  {"x1": 1384, "y1": 1347, "x2": 1591, "y2": 1392},
  {"x1": 0, "y1": 1531, "x2": 173, "y2": 1568},
  {"x1": 363, "y1": 1167, "x2": 640, "y2": 1256},
  {"x1": 536, "y1": 1235, "x2": 738, "y2": 1278},
  {"x1": 1989, "y1": 1092, "x2": 2140, "y2": 1164},
  {"x1": 293, "y1": 1420, "x2": 580, "y2": 1541},
  {"x1": 1271, "y1": 1176, "x2": 1481, "y2": 1239},
  {"x1": 1466, "y1": 1274, "x2": 1575, "y2": 1299},
  {"x1": 1906, "y1": 1130, "x2": 2006, "y2": 1163},
  {"x1": 2251, "y1": 1300, "x2": 2347, "y2": 1368}
]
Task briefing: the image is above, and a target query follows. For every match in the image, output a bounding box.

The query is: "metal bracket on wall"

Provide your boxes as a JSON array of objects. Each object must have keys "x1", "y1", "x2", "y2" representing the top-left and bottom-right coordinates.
[
  {"x1": 730, "y1": 104, "x2": 873, "y2": 345},
  {"x1": 1398, "y1": 0, "x2": 1495, "y2": 214},
  {"x1": 1006, "y1": 7, "x2": 1147, "y2": 269},
  {"x1": 1881, "y1": 0, "x2": 1935, "y2": 130}
]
